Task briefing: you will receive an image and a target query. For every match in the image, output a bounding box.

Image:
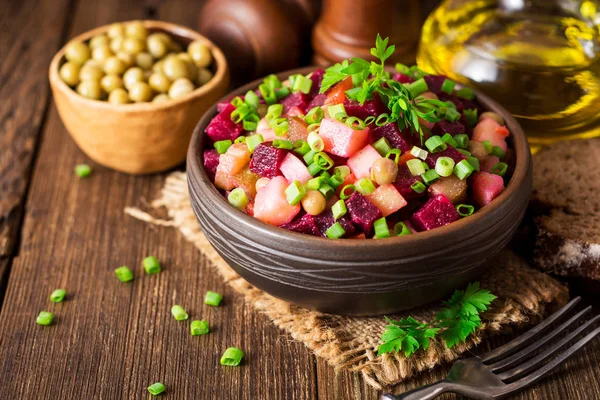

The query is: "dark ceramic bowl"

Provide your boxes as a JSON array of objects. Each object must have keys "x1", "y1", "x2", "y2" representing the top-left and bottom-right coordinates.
[{"x1": 187, "y1": 67, "x2": 532, "y2": 316}]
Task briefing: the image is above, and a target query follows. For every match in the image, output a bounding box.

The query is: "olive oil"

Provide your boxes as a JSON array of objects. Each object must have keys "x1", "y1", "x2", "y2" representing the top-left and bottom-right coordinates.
[{"x1": 418, "y1": 0, "x2": 600, "y2": 145}]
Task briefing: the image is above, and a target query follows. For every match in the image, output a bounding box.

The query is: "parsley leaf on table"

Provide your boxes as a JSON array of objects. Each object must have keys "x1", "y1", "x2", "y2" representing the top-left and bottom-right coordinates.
[{"x1": 378, "y1": 283, "x2": 497, "y2": 357}]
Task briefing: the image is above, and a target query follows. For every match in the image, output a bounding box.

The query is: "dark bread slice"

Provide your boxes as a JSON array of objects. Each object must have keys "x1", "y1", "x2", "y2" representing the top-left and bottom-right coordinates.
[{"x1": 531, "y1": 138, "x2": 600, "y2": 280}]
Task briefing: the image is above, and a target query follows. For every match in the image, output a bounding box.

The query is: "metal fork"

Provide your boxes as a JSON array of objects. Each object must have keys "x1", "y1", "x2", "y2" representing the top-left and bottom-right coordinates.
[{"x1": 381, "y1": 297, "x2": 600, "y2": 400}]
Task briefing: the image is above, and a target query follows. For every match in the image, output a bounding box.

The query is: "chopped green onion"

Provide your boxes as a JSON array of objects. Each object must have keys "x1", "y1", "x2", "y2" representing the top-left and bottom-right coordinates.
[
  {"x1": 410, "y1": 146, "x2": 428, "y2": 160},
  {"x1": 482, "y1": 140, "x2": 493, "y2": 154},
  {"x1": 318, "y1": 183, "x2": 334, "y2": 199},
  {"x1": 292, "y1": 74, "x2": 313, "y2": 94},
  {"x1": 421, "y1": 169, "x2": 440, "y2": 185},
  {"x1": 466, "y1": 156, "x2": 480, "y2": 172},
  {"x1": 275, "y1": 86, "x2": 291, "y2": 100},
  {"x1": 373, "y1": 217, "x2": 390, "y2": 239},
  {"x1": 364, "y1": 115, "x2": 376, "y2": 125},
  {"x1": 332, "y1": 199, "x2": 347, "y2": 220},
  {"x1": 36, "y1": 311, "x2": 53, "y2": 326},
  {"x1": 214, "y1": 139, "x2": 233, "y2": 154},
  {"x1": 266, "y1": 104, "x2": 283, "y2": 120},
  {"x1": 395, "y1": 63, "x2": 410, "y2": 74},
  {"x1": 375, "y1": 113, "x2": 392, "y2": 127},
  {"x1": 327, "y1": 104, "x2": 346, "y2": 120},
  {"x1": 435, "y1": 156, "x2": 456, "y2": 177},
  {"x1": 456, "y1": 87, "x2": 475, "y2": 100},
  {"x1": 171, "y1": 305, "x2": 188, "y2": 321},
  {"x1": 190, "y1": 320, "x2": 210, "y2": 336},
  {"x1": 355, "y1": 178, "x2": 376, "y2": 195},
  {"x1": 244, "y1": 90, "x2": 260, "y2": 109},
  {"x1": 326, "y1": 174, "x2": 344, "y2": 189},
  {"x1": 293, "y1": 140, "x2": 311, "y2": 156},
  {"x1": 405, "y1": 78, "x2": 429, "y2": 97},
  {"x1": 491, "y1": 146, "x2": 506, "y2": 159},
  {"x1": 454, "y1": 134, "x2": 469, "y2": 149},
  {"x1": 425, "y1": 136, "x2": 447, "y2": 153},
  {"x1": 340, "y1": 184, "x2": 356, "y2": 200},
  {"x1": 264, "y1": 74, "x2": 282, "y2": 90},
  {"x1": 456, "y1": 204, "x2": 475, "y2": 217},
  {"x1": 243, "y1": 119, "x2": 258, "y2": 131},
  {"x1": 373, "y1": 137, "x2": 392, "y2": 156},
  {"x1": 230, "y1": 104, "x2": 250, "y2": 123},
  {"x1": 307, "y1": 123, "x2": 320, "y2": 133},
  {"x1": 307, "y1": 177, "x2": 323, "y2": 190},
  {"x1": 314, "y1": 152, "x2": 334, "y2": 170},
  {"x1": 492, "y1": 162, "x2": 508, "y2": 176},
  {"x1": 234, "y1": 136, "x2": 246, "y2": 144},
  {"x1": 345, "y1": 116, "x2": 366, "y2": 130},
  {"x1": 285, "y1": 180, "x2": 306, "y2": 205},
  {"x1": 394, "y1": 222, "x2": 412, "y2": 236},
  {"x1": 334, "y1": 165, "x2": 350, "y2": 179},
  {"x1": 307, "y1": 162, "x2": 322, "y2": 176},
  {"x1": 305, "y1": 107, "x2": 324, "y2": 124},
  {"x1": 422, "y1": 161, "x2": 430, "y2": 171},
  {"x1": 307, "y1": 131, "x2": 325, "y2": 152},
  {"x1": 231, "y1": 97, "x2": 244, "y2": 107},
  {"x1": 441, "y1": 133, "x2": 458, "y2": 148},
  {"x1": 385, "y1": 149, "x2": 401, "y2": 164},
  {"x1": 303, "y1": 149, "x2": 317, "y2": 165},
  {"x1": 228, "y1": 188, "x2": 250, "y2": 210},
  {"x1": 220, "y1": 347, "x2": 244, "y2": 366},
  {"x1": 148, "y1": 382, "x2": 166, "y2": 396},
  {"x1": 115, "y1": 266, "x2": 134, "y2": 282},
  {"x1": 143, "y1": 256, "x2": 161, "y2": 275},
  {"x1": 441, "y1": 79, "x2": 456, "y2": 95},
  {"x1": 273, "y1": 138, "x2": 293, "y2": 149},
  {"x1": 326, "y1": 222, "x2": 346, "y2": 239},
  {"x1": 205, "y1": 291, "x2": 223, "y2": 306},
  {"x1": 270, "y1": 117, "x2": 289, "y2": 136},
  {"x1": 406, "y1": 159, "x2": 425, "y2": 176},
  {"x1": 74, "y1": 164, "x2": 92, "y2": 178},
  {"x1": 457, "y1": 149, "x2": 471, "y2": 157},
  {"x1": 464, "y1": 108, "x2": 478, "y2": 128},
  {"x1": 410, "y1": 181, "x2": 427, "y2": 193},
  {"x1": 444, "y1": 107, "x2": 461, "y2": 122},
  {"x1": 245, "y1": 134, "x2": 264, "y2": 153},
  {"x1": 454, "y1": 159, "x2": 475, "y2": 180},
  {"x1": 50, "y1": 289, "x2": 66, "y2": 303}
]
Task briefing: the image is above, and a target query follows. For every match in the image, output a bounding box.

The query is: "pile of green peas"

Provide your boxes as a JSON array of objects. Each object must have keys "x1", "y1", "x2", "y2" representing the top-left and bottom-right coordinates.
[{"x1": 59, "y1": 21, "x2": 214, "y2": 104}]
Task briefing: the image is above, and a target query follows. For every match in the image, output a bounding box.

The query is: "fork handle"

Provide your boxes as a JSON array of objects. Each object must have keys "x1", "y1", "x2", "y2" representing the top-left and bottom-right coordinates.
[{"x1": 380, "y1": 380, "x2": 452, "y2": 400}]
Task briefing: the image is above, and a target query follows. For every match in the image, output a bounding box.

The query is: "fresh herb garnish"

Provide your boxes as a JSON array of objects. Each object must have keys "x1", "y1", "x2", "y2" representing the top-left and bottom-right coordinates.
[
  {"x1": 378, "y1": 282, "x2": 497, "y2": 357},
  {"x1": 320, "y1": 35, "x2": 454, "y2": 143}
]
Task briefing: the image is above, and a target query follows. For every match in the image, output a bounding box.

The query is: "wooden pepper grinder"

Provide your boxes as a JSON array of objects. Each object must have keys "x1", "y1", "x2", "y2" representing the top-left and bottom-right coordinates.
[
  {"x1": 312, "y1": 0, "x2": 426, "y2": 66},
  {"x1": 199, "y1": 0, "x2": 321, "y2": 86}
]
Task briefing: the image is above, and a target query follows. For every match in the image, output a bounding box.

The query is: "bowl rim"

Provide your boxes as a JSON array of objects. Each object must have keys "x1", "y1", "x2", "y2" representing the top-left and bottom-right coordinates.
[
  {"x1": 48, "y1": 20, "x2": 228, "y2": 112},
  {"x1": 187, "y1": 66, "x2": 531, "y2": 250}
]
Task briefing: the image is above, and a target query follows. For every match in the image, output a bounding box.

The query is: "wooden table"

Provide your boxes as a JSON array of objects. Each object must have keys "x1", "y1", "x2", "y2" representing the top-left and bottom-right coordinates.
[{"x1": 1, "y1": 1, "x2": 599, "y2": 398}]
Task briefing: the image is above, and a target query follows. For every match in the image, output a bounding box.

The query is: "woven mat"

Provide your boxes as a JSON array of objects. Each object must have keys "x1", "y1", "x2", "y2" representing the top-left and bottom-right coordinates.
[{"x1": 125, "y1": 172, "x2": 569, "y2": 390}]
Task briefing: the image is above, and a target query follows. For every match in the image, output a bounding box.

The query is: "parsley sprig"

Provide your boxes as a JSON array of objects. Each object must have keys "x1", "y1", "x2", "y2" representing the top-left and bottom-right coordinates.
[
  {"x1": 320, "y1": 35, "x2": 452, "y2": 142},
  {"x1": 378, "y1": 282, "x2": 497, "y2": 357}
]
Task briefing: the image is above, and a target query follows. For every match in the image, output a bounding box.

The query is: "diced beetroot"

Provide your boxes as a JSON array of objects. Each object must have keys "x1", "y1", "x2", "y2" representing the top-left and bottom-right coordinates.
[
  {"x1": 393, "y1": 164, "x2": 426, "y2": 200},
  {"x1": 203, "y1": 149, "x2": 220, "y2": 181},
  {"x1": 472, "y1": 118, "x2": 508, "y2": 151},
  {"x1": 287, "y1": 117, "x2": 309, "y2": 142},
  {"x1": 319, "y1": 118, "x2": 370, "y2": 158},
  {"x1": 314, "y1": 210, "x2": 355, "y2": 237},
  {"x1": 217, "y1": 101, "x2": 230, "y2": 112},
  {"x1": 281, "y1": 213, "x2": 320, "y2": 236},
  {"x1": 423, "y1": 74, "x2": 448, "y2": 94},
  {"x1": 344, "y1": 192, "x2": 382, "y2": 233},
  {"x1": 410, "y1": 194, "x2": 460, "y2": 231},
  {"x1": 256, "y1": 117, "x2": 279, "y2": 141},
  {"x1": 281, "y1": 92, "x2": 309, "y2": 114},
  {"x1": 249, "y1": 143, "x2": 287, "y2": 178},
  {"x1": 205, "y1": 103, "x2": 243, "y2": 142},
  {"x1": 424, "y1": 145, "x2": 466, "y2": 169},
  {"x1": 481, "y1": 155, "x2": 500, "y2": 173},
  {"x1": 472, "y1": 172, "x2": 505, "y2": 207},
  {"x1": 279, "y1": 153, "x2": 312, "y2": 184},
  {"x1": 347, "y1": 144, "x2": 381, "y2": 179},
  {"x1": 253, "y1": 176, "x2": 301, "y2": 226},
  {"x1": 309, "y1": 69, "x2": 325, "y2": 98},
  {"x1": 343, "y1": 94, "x2": 387, "y2": 120},
  {"x1": 437, "y1": 93, "x2": 464, "y2": 112},
  {"x1": 428, "y1": 175, "x2": 467, "y2": 204},
  {"x1": 286, "y1": 106, "x2": 304, "y2": 117},
  {"x1": 392, "y1": 73, "x2": 414, "y2": 83},
  {"x1": 368, "y1": 184, "x2": 407, "y2": 217},
  {"x1": 307, "y1": 93, "x2": 326, "y2": 109},
  {"x1": 432, "y1": 119, "x2": 466, "y2": 136},
  {"x1": 370, "y1": 123, "x2": 413, "y2": 152}
]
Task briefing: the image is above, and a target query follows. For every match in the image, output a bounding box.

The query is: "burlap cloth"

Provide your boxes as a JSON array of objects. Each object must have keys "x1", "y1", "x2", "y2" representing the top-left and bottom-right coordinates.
[{"x1": 125, "y1": 172, "x2": 568, "y2": 390}]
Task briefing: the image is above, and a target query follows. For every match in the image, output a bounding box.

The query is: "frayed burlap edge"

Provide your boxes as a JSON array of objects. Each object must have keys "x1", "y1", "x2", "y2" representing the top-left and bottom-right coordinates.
[{"x1": 125, "y1": 172, "x2": 569, "y2": 390}]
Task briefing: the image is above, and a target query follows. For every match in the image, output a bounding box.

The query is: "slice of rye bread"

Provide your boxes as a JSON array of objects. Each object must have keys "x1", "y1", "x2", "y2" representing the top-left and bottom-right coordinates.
[{"x1": 530, "y1": 138, "x2": 600, "y2": 280}]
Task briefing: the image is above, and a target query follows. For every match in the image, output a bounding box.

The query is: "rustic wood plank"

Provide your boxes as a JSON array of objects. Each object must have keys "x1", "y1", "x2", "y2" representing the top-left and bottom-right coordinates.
[{"x1": 0, "y1": 0, "x2": 317, "y2": 399}]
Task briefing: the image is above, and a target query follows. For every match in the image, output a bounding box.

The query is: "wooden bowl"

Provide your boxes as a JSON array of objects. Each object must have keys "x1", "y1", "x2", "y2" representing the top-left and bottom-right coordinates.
[
  {"x1": 187, "y1": 67, "x2": 532, "y2": 316},
  {"x1": 49, "y1": 21, "x2": 229, "y2": 174}
]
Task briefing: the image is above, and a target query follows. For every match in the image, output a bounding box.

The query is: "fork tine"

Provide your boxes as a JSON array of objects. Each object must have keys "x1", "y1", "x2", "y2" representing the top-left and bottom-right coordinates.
[
  {"x1": 489, "y1": 307, "x2": 592, "y2": 371},
  {"x1": 506, "y1": 326, "x2": 600, "y2": 393},
  {"x1": 497, "y1": 314, "x2": 600, "y2": 381},
  {"x1": 480, "y1": 297, "x2": 581, "y2": 363}
]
